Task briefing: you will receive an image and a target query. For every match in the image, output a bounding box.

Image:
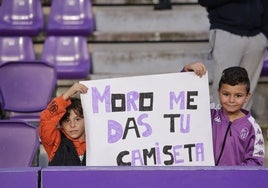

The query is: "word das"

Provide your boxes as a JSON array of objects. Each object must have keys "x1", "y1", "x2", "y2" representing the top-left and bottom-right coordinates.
[
  {"x1": 108, "y1": 113, "x2": 191, "y2": 143},
  {"x1": 116, "y1": 142, "x2": 205, "y2": 166}
]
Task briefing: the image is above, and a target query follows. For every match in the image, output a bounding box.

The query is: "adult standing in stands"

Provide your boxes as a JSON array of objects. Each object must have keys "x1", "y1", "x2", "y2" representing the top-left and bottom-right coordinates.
[{"x1": 198, "y1": 0, "x2": 268, "y2": 110}]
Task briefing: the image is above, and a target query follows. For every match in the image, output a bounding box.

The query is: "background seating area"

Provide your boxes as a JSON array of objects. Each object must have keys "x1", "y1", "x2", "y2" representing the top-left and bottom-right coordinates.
[
  {"x1": 0, "y1": 120, "x2": 39, "y2": 168},
  {"x1": 0, "y1": 0, "x2": 268, "y2": 167}
]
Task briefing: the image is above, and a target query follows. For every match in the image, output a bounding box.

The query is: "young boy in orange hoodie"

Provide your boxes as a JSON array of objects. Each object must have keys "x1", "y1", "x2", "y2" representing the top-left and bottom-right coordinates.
[{"x1": 39, "y1": 83, "x2": 88, "y2": 166}]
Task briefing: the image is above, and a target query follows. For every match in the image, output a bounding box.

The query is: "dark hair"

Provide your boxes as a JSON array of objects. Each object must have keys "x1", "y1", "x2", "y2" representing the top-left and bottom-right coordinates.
[
  {"x1": 59, "y1": 98, "x2": 84, "y2": 125},
  {"x1": 218, "y1": 66, "x2": 250, "y2": 93}
]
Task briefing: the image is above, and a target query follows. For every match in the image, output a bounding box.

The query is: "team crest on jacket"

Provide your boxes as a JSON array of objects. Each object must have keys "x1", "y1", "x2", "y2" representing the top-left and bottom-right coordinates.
[
  {"x1": 240, "y1": 128, "x2": 249, "y2": 139},
  {"x1": 214, "y1": 116, "x2": 221, "y2": 123}
]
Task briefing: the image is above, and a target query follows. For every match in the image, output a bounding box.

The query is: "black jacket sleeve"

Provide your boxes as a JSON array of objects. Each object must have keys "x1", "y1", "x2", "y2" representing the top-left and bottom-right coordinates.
[
  {"x1": 261, "y1": 0, "x2": 268, "y2": 39},
  {"x1": 198, "y1": 0, "x2": 239, "y2": 8}
]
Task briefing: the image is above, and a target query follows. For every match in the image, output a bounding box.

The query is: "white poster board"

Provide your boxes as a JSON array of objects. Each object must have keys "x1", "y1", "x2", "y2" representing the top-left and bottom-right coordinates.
[{"x1": 80, "y1": 72, "x2": 214, "y2": 166}]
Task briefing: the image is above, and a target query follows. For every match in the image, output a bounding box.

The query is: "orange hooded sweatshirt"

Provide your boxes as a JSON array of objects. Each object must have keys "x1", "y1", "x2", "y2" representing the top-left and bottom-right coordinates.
[{"x1": 39, "y1": 96, "x2": 86, "y2": 162}]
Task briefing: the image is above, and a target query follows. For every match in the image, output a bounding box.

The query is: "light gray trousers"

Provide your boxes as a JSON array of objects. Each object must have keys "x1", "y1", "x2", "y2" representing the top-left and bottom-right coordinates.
[{"x1": 209, "y1": 29, "x2": 267, "y2": 110}]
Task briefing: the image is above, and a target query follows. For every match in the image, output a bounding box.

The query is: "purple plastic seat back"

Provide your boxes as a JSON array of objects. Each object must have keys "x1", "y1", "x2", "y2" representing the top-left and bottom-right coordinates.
[
  {"x1": 0, "y1": 0, "x2": 44, "y2": 36},
  {"x1": 8, "y1": 112, "x2": 41, "y2": 122},
  {"x1": 0, "y1": 120, "x2": 39, "y2": 167},
  {"x1": 261, "y1": 52, "x2": 268, "y2": 76},
  {"x1": 0, "y1": 36, "x2": 35, "y2": 66},
  {"x1": 0, "y1": 61, "x2": 56, "y2": 114},
  {"x1": 41, "y1": 36, "x2": 91, "y2": 79},
  {"x1": 46, "y1": 0, "x2": 94, "y2": 36}
]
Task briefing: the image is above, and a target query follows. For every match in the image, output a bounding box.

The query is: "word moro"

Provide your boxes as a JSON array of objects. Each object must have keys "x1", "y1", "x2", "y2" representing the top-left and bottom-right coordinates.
[
  {"x1": 91, "y1": 85, "x2": 199, "y2": 113},
  {"x1": 116, "y1": 142, "x2": 205, "y2": 166}
]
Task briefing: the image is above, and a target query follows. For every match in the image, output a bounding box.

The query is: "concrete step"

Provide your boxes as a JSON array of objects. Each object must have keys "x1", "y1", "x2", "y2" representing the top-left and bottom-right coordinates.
[
  {"x1": 94, "y1": 5, "x2": 208, "y2": 33},
  {"x1": 90, "y1": 42, "x2": 211, "y2": 77},
  {"x1": 39, "y1": 4, "x2": 209, "y2": 42},
  {"x1": 35, "y1": 42, "x2": 211, "y2": 79},
  {"x1": 48, "y1": 41, "x2": 212, "y2": 95},
  {"x1": 92, "y1": 5, "x2": 209, "y2": 41}
]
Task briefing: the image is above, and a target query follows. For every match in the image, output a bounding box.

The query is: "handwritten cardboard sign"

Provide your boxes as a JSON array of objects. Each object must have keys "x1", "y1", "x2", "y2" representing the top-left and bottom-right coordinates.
[{"x1": 80, "y1": 72, "x2": 214, "y2": 166}]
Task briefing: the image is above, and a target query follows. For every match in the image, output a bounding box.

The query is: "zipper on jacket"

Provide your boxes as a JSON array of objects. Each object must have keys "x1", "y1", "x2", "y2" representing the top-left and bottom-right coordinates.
[
  {"x1": 216, "y1": 122, "x2": 232, "y2": 165},
  {"x1": 79, "y1": 154, "x2": 84, "y2": 166}
]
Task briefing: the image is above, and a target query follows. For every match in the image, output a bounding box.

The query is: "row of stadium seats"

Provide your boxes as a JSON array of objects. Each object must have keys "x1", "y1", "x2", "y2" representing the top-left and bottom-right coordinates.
[
  {"x1": 0, "y1": 0, "x2": 95, "y2": 36},
  {"x1": 0, "y1": 0, "x2": 93, "y2": 79},
  {"x1": 0, "y1": 36, "x2": 91, "y2": 79},
  {"x1": 0, "y1": 0, "x2": 93, "y2": 125},
  {"x1": 0, "y1": 35, "x2": 91, "y2": 122},
  {"x1": 0, "y1": 0, "x2": 94, "y2": 168}
]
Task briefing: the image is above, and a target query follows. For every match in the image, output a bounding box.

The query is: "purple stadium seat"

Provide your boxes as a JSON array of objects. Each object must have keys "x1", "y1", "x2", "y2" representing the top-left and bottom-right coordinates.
[
  {"x1": 41, "y1": 36, "x2": 91, "y2": 79},
  {"x1": 46, "y1": 0, "x2": 94, "y2": 36},
  {"x1": 0, "y1": 0, "x2": 44, "y2": 36},
  {"x1": 261, "y1": 52, "x2": 268, "y2": 76},
  {"x1": 0, "y1": 120, "x2": 39, "y2": 167},
  {"x1": 0, "y1": 61, "x2": 56, "y2": 121},
  {"x1": 7, "y1": 112, "x2": 42, "y2": 123},
  {"x1": 0, "y1": 36, "x2": 35, "y2": 66}
]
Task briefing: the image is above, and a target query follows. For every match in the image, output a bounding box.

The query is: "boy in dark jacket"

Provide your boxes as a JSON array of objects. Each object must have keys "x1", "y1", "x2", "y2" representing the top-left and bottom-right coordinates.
[{"x1": 39, "y1": 83, "x2": 88, "y2": 166}]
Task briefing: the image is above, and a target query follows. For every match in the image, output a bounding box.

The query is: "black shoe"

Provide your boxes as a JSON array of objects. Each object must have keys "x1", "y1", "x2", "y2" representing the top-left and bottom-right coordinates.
[{"x1": 154, "y1": 0, "x2": 172, "y2": 10}]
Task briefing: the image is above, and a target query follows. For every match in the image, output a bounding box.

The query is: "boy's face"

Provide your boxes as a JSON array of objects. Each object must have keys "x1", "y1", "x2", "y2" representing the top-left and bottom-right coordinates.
[
  {"x1": 218, "y1": 83, "x2": 250, "y2": 115},
  {"x1": 61, "y1": 110, "x2": 85, "y2": 141}
]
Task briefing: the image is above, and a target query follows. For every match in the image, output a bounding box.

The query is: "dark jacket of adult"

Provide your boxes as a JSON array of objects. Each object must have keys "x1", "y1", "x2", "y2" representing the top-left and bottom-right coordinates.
[{"x1": 198, "y1": 0, "x2": 268, "y2": 38}]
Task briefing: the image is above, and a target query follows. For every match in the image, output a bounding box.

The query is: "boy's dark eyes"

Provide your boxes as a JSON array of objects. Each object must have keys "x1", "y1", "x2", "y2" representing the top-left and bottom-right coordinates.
[
  {"x1": 64, "y1": 117, "x2": 82, "y2": 123},
  {"x1": 64, "y1": 119, "x2": 70, "y2": 123},
  {"x1": 75, "y1": 117, "x2": 82, "y2": 121},
  {"x1": 222, "y1": 93, "x2": 243, "y2": 98}
]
